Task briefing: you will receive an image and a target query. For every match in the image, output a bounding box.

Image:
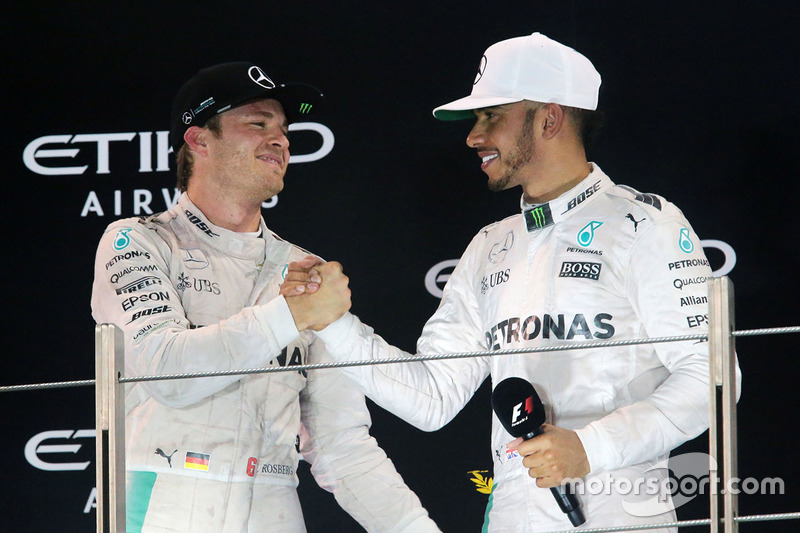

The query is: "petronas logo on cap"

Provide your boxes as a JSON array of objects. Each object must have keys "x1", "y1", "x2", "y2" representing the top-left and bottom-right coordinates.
[{"x1": 299, "y1": 103, "x2": 313, "y2": 114}]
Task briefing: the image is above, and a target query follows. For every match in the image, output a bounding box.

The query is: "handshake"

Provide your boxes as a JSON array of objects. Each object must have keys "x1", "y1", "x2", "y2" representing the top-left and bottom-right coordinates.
[{"x1": 281, "y1": 255, "x2": 352, "y2": 331}]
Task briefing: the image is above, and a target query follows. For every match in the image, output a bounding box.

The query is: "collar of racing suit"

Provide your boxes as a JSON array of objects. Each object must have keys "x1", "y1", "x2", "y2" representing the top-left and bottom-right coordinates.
[
  {"x1": 176, "y1": 193, "x2": 273, "y2": 260},
  {"x1": 520, "y1": 162, "x2": 613, "y2": 232}
]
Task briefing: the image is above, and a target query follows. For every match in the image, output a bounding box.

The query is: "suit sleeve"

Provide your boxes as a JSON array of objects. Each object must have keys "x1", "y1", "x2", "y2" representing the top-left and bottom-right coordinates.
[
  {"x1": 298, "y1": 336, "x2": 441, "y2": 533},
  {"x1": 575, "y1": 217, "x2": 736, "y2": 473},
  {"x1": 314, "y1": 234, "x2": 491, "y2": 431},
  {"x1": 91, "y1": 220, "x2": 300, "y2": 408}
]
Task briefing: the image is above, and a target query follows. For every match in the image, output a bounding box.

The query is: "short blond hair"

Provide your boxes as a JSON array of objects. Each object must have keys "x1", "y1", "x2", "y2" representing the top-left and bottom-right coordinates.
[{"x1": 175, "y1": 114, "x2": 222, "y2": 192}]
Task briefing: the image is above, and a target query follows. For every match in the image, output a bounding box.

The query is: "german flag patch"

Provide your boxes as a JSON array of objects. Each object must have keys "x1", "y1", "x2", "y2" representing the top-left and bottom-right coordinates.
[{"x1": 184, "y1": 452, "x2": 210, "y2": 472}]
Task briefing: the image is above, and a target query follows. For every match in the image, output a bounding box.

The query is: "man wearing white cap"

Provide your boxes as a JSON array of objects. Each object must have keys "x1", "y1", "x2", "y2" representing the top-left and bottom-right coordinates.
[{"x1": 287, "y1": 33, "x2": 714, "y2": 531}]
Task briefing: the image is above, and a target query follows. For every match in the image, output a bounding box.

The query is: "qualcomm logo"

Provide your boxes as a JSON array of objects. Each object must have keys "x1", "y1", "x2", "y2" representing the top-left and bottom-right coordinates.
[
  {"x1": 424, "y1": 240, "x2": 738, "y2": 298},
  {"x1": 22, "y1": 123, "x2": 335, "y2": 176}
]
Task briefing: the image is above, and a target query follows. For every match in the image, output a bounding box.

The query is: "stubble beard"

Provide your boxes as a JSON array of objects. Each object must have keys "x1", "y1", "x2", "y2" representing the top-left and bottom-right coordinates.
[{"x1": 487, "y1": 108, "x2": 537, "y2": 192}]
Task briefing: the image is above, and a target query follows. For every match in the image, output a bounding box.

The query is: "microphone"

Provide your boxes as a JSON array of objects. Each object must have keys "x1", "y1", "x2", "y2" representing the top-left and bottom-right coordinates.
[{"x1": 491, "y1": 377, "x2": 586, "y2": 527}]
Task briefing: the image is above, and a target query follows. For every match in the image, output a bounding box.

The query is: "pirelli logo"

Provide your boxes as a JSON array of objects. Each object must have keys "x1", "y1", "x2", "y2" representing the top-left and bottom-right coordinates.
[
  {"x1": 115, "y1": 275, "x2": 162, "y2": 295},
  {"x1": 559, "y1": 261, "x2": 602, "y2": 280}
]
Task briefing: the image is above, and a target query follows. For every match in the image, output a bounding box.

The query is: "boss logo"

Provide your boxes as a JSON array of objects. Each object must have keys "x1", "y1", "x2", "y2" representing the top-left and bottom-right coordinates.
[{"x1": 559, "y1": 261, "x2": 602, "y2": 280}]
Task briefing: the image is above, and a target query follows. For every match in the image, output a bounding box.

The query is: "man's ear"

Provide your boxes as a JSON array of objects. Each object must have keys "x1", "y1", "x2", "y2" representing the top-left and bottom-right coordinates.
[
  {"x1": 184, "y1": 126, "x2": 209, "y2": 155},
  {"x1": 541, "y1": 103, "x2": 565, "y2": 139}
]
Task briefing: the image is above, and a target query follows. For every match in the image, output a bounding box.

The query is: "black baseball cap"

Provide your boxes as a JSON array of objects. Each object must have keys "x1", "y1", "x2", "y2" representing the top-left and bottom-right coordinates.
[{"x1": 170, "y1": 62, "x2": 325, "y2": 150}]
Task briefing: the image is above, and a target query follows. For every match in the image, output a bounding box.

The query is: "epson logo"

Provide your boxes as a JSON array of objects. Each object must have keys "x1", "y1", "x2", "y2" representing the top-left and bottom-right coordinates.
[
  {"x1": 559, "y1": 261, "x2": 602, "y2": 280},
  {"x1": 22, "y1": 124, "x2": 335, "y2": 176},
  {"x1": 121, "y1": 291, "x2": 170, "y2": 311}
]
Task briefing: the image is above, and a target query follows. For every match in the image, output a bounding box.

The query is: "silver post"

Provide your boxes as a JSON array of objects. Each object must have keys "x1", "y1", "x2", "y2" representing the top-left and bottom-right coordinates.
[
  {"x1": 95, "y1": 324, "x2": 126, "y2": 532},
  {"x1": 707, "y1": 277, "x2": 738, "y2": 532}
]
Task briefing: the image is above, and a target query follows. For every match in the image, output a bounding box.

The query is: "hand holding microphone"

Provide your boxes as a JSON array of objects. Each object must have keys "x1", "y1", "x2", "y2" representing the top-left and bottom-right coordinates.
[{"x1": 491, "y1": 377, "x2": 587, "y2": 527}]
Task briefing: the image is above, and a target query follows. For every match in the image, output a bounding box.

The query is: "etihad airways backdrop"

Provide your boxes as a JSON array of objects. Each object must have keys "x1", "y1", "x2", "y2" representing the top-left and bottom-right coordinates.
[{"x1": 5, "y1": 2, "x2": 799, "y2": 531}]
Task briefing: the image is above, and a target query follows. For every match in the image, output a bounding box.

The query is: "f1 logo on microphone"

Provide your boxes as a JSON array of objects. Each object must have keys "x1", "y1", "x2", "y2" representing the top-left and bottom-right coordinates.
[{"x1": 511, "y1": 396, "x2": 534, "y2": 427}]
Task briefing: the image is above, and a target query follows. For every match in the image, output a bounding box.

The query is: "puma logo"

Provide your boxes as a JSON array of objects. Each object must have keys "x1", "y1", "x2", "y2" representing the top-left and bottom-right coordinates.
[
  {"x1": 626, "y1": 214, "x2": 645, "y2": 232},
  {"x1": 155, "y1": 448, "x2": 178, "y2": 468}
]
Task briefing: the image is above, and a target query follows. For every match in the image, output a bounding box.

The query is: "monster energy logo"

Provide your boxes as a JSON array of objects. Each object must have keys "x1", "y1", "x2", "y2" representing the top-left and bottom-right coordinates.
[
  {"x1": 524, "y1": 204, "x2": 554, "y2": 232},
  {"x1": 298, "y1": 103, "x2": 313, "y2": 114}
]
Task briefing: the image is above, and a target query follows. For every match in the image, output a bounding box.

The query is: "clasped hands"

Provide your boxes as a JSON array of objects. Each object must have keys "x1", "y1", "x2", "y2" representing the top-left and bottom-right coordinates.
[
  {"x1": 281, "y1": 257, "x2": 591, "y2": 485},
  {"x1": 507, "y1": 424, "x2": 591, "y2": 487},
  {"x1": 281, "y1": 255, "x2": 351, "y2": 331}
]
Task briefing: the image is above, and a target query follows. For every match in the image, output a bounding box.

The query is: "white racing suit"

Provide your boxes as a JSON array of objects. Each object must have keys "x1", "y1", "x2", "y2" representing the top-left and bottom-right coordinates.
[
  {"x1": 91, "y1": 194, "x2": 440, "y2": 533},
  {"x1": 316, "y1": 164, "x2": 718, "y2": 532}
]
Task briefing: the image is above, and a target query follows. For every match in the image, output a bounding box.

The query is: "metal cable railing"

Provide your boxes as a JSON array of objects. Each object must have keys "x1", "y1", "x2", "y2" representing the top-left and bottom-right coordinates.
[{"x1": 3, "y1": 326, "x2": 798, "y2": 393}]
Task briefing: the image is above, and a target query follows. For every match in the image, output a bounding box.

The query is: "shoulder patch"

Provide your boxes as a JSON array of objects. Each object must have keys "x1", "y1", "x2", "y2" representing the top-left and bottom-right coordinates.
[{"x1": 616, "y1": 185, "x2": 662, "y2": 211}]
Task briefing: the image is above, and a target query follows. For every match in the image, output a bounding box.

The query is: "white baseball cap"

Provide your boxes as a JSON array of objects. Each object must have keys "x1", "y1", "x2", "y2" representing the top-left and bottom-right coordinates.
[{"x1": 433, "y1": 32, "x2": 601, "y2": 120}]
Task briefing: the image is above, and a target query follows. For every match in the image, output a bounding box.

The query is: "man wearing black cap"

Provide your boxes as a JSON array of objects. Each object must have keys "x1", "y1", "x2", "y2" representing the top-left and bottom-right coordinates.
[
  {"x1": 286, "y1": 33, "x2": 720, "y2": 531},
  {"x1": 91, "y1": 62, "x2": 440, "y2": 532}
]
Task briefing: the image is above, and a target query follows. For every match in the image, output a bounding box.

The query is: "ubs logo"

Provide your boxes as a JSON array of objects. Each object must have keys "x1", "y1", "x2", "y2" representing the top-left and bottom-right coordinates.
[{"x1": 481, "y1": 269, "x2": 510, "y2": 295}]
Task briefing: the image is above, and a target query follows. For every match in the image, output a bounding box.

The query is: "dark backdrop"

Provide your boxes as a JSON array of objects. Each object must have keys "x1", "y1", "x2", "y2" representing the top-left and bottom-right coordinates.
[{"x1": 5, "y1": 1, "x2": 799, "y2": 531}]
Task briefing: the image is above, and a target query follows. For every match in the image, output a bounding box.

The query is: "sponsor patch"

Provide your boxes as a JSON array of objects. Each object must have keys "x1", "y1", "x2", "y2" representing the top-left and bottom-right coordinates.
[
  {"x1": 524, "y1": 204, "x2": 554, "y2": 232},
  {"x1": 679, "y1": 228, "x2": 694, "y2": 253},
  {"x1": 184, "y1": 452, "x2": 210, "y2": 472},
  {"x1": 182, "y1": 248, "x2": 209, "y2": 270},
  {"x1": 113, "y1": 228, "x2": 132, "y2": 251},
  {"x1": 577, "y1": 221, "x2": 604, "y2": 247},
  {"x1": 481, "y1": 269, "x2": 510, "y2": 294},
  {"x1": 687, "y1": 314, "x2": 708, "y2": 328},
  {"x1": 559, "y1": 261, "x2": 602, "y2": 280},
  {"x1": 618, "y1": 185, "x2": 663, "y2": 211},
  {"x1": 116, "y1": 276, "x2": 162, "y2": 295},
  {"x1": 489, "y1": 231, "x2": 514, "y2": 263}
]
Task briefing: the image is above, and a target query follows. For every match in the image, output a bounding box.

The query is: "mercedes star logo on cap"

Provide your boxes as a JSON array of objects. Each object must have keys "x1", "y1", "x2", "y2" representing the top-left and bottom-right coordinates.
[
  {"x1": 474, "y1": 55, "x2": 488, "y2": 85},
  {"x1": 248, "y1": 66, "x2": 276, "y2": 89}
]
